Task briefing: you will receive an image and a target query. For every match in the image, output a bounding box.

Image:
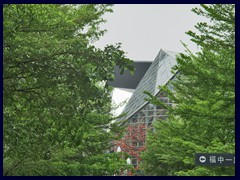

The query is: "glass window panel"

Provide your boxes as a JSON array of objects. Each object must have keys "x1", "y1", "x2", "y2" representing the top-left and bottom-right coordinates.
[
  {"x1": 131, "y1": 158, "x2": 137, "y2": 165},
  {"x1": 131, "y1": 118, "x2": 138, "y2": 123}
]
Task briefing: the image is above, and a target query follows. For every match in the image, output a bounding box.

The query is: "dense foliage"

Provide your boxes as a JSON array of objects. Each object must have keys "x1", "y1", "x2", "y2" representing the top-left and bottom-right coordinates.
[
  {"x1": 3, "y1": 4, "x2": 133, "y2": 176},
  {"x1": 141, "y1": 4, "x2": 235, "y2": 176}
]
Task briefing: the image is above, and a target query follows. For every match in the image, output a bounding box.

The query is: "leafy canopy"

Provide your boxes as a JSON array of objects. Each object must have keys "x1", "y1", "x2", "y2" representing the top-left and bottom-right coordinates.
[{"x1": 4, "y1": 4, "x2": 133, "y2": 176}]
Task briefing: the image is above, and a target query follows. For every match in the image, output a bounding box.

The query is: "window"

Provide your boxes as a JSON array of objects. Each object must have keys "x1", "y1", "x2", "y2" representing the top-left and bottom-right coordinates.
[
  {"x1": 158, "y1": 116, "x2": 168, "y2": 120},
  {"x1": 131, "y1": 158, "x2": 137, "y2": 166},
  {"x1": 130, "y1": 118, "x2": 138, "y2": 123},
  {"x1": 132, "y1": 141, "x2": 138, "y2": 147},
  {"x1": 138, "y1": 141, "x2": 144, "y2": 147}
]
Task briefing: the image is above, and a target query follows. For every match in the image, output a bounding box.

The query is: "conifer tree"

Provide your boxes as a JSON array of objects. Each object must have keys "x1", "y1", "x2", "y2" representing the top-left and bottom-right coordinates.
[{"x1": 141, "y1": 4, "x2": 235, "y2": 176}]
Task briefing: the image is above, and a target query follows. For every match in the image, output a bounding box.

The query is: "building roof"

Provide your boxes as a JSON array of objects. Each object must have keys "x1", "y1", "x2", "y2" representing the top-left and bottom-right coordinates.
[
  {"x1": 118, "y1": 49, "x2": 178, "y2": 121},
  {"x1": 108, "y1": 61, "x2": 152, "y2": 89}
]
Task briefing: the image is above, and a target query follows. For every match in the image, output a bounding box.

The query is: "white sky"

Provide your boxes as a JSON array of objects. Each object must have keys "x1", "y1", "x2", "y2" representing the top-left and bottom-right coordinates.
[
  {"x1": 94, "y1": 4, "x2": 207, "y2": 61},
  {"x1": 93, "y1": 4, "x2": 208, "y2": 115}
]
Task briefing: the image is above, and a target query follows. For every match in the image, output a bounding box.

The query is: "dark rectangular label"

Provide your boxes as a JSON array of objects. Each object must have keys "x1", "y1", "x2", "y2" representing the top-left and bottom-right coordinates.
[{"x1": 195, "y1": 153, "x2": 235, "y2": 166}]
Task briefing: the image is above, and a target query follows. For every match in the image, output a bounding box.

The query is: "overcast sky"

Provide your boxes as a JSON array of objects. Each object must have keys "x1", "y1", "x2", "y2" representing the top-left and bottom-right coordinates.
[
  {"x1": 94, "y1": 4, "x2": 208, "y2": 61},
  {"x1": 93, "y1": 4, "x2": 208, "y2": 115}
]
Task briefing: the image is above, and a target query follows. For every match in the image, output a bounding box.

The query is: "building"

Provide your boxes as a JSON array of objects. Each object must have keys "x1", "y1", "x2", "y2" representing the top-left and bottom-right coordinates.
[{"x1": 111, "y1": 49, "x2": 178, "y2": 168}]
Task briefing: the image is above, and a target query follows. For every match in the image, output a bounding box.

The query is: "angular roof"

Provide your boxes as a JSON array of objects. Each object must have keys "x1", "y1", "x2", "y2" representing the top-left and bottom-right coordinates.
[
  {"x1": 108, "y1": 61, "x2": 152, "y2": 89},
  {"x1": 118, "y1": 49, "x2": 178, "y2": 121}
]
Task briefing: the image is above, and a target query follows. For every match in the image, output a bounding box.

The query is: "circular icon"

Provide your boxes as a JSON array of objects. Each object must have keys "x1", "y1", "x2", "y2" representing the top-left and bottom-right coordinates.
[{"x1": 199, "y1": 156, "x2": 206, "y2": 163}]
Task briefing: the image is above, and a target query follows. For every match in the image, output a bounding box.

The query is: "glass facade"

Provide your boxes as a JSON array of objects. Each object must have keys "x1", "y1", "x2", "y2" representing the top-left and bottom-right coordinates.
[
  {"x1": 115, "y1": 49, "x2": 178, "y2": 168},
  {"x1": 120, "y1": 91, "x2": 174, "y2": 166}
]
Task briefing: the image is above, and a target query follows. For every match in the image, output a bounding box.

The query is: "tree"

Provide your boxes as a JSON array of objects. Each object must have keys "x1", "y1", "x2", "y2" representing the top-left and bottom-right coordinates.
[
  {"x1": 114, "y1": 124, "x2": 146, "y2": 175},
  {"x1": 3, "y1": 4, "x2": 133, "y2": 176},
  {"x1": 141, "y1": 4, "x2": 235, "y2": 176}
]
